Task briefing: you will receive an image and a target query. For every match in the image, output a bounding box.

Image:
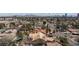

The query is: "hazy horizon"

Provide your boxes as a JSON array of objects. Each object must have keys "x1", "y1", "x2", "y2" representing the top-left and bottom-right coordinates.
[{"x1": 0, "y1": 13, "x2": 77, "y2": 16}]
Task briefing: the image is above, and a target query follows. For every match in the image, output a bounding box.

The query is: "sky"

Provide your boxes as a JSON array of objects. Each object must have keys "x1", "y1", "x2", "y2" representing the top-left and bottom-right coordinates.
[{"x1": 0, "y1": 0, "x2": 79, "y2": 16}]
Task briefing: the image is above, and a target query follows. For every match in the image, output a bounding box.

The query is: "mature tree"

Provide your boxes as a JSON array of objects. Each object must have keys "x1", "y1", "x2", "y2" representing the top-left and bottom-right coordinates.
[
  {"x1": 32, "y1": 38, "x2": 46, "y2": 46},
  {"x1": 56, "y1": 36, "x2": 69, "y2": 46}
]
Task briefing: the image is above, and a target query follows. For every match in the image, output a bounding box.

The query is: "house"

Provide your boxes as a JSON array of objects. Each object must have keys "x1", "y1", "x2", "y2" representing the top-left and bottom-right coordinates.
[{"x1": 68, "y1": 29, "x2": 79, "y2": 35}]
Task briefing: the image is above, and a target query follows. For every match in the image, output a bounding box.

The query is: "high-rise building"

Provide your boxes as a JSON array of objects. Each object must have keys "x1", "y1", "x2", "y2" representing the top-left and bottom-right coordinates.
[
  {"x1": 65, "y1": 13, "x2": 67, "y2": 17},
  {"x1": 77, "y1": 13, "x2": 79, "y2": 17}
]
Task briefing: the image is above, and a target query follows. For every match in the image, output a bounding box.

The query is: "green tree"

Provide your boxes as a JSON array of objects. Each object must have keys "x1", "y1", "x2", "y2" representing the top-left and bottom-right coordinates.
[{"x1": 56, "y1": 36, "x2": 69, "y2": 46}]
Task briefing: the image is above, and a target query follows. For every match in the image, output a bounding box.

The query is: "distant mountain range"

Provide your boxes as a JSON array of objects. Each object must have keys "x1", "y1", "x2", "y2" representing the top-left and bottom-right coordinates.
[{"x1": 0, "y1": 13, "x2": 78, "y2": 17}]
